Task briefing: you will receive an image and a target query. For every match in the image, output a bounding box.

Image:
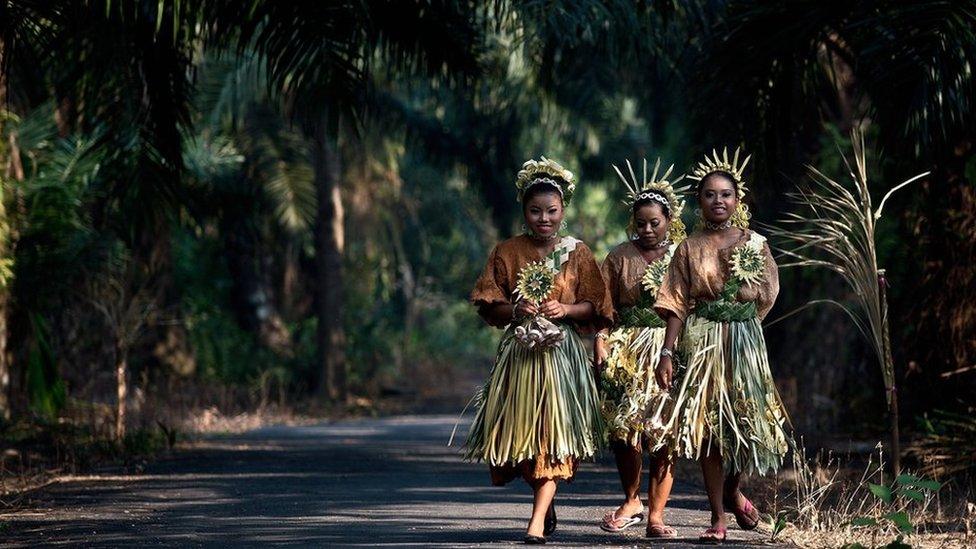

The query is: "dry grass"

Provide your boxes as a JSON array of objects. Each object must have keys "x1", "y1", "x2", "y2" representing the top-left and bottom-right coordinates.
[
  {"x1": 752, "y1": 443, "x2": 973, "y2": 548},
  {"x1": 180, "y1": 404, "x2": 324, "y2": 434}
]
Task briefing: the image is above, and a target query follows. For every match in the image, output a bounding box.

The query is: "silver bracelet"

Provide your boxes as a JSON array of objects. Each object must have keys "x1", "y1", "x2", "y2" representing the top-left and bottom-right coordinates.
[
  {"x1": 596, "y1": 332, "x2": 609, "y2": 341},
  {"x1": 660, "y1": 347, "x2": 674, "y2": 358}
]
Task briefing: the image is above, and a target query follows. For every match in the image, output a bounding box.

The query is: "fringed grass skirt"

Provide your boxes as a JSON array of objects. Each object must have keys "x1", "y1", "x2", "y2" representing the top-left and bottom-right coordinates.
[
  {"x1": 600, "y1": 326, "x2": 672, "y2": 449},
  {"x1": 660, "y1": 314, "x2": 789, "y2": 475},
  {"x1": 464, "y1": 323, "x2": 601, "y2": 484}
]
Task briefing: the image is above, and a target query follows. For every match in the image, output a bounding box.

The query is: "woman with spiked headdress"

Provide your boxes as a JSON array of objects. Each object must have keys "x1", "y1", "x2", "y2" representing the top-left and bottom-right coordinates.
[
  {"x1": 594, "y1": 158, "x2": 688, "y2": 538},
  {"x1": 464, "y1": 157, "x2": 613, "y2": 544},
  {"x1": 653, "y1": 148, "x2": 790, "y2": 542}
]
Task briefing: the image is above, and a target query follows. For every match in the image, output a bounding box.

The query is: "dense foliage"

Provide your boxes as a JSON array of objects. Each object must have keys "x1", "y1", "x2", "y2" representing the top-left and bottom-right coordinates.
[{"x1": 0, "y1": 1, "x2": 973, "y2": 460}]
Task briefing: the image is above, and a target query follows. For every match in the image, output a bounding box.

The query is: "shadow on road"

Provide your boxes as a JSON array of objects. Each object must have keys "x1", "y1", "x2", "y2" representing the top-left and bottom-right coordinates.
[{"x1": 0, "y1": 416, "x2": 775, "y2": 548}]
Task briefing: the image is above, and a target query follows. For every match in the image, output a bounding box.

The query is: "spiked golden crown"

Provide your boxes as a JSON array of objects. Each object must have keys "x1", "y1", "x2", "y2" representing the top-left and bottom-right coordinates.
[
  {"x1": 688, "y1": 146, "x2": 753, "y2": 228},
  {"x1": 688, "y1": 146, "x2": 752, "y2": 199},
  {"x1": 612, "y1": 157, "x2": 690, "y2": 243}
]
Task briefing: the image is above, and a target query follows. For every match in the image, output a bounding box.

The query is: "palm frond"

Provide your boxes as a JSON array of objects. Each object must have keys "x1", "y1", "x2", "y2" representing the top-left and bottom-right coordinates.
[{"x1": 766, "y1": 129, "x2": 930, "y2": 403}]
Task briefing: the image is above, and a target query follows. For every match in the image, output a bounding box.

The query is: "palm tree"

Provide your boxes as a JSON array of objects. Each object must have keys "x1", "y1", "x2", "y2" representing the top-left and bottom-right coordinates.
[{"x1": 202, "y1": 1, "x2": 494, "y2": 401}]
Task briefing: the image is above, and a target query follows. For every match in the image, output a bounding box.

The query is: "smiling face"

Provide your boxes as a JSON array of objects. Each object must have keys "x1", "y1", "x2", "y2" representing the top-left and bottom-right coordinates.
[
  {"x1": 698, "y1": 172, "x2": 738, "y2": 224},
  {"x1": 632, "y1": 201, "x2": 670, "y2": 249},
  {"x1": 523, "y1": 190, "x2": 564, "y2": 238}
]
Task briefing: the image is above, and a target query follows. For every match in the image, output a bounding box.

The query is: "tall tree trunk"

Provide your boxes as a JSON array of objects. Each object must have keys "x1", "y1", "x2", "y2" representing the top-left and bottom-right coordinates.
[
  {"x1": 310, "y1": 115, "x2": 346, "y2": 401},
  {"x1": 0, "y1": 54, "x2": 18, "y2": 420},
  {"x1": 0, "y1": 44, "x2": 8, "y2": 421},
  {"x1": 115, "y1": 341, "x2": 127, "y2": 441}
]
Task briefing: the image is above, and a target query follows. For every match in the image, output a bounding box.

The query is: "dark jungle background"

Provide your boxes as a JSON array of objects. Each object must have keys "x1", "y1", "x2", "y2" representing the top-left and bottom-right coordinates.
[{"x1": 0, "y1": 1, "x2": 973, "y2": 481}]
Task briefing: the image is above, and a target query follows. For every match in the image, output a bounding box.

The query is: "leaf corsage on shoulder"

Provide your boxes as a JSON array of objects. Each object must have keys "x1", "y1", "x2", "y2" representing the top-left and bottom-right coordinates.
[{"x1": 730, "y1": 233, "x2": 767, "y2": 287}]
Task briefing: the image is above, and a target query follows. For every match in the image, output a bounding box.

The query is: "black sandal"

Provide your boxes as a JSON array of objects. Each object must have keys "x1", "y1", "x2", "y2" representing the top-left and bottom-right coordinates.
[{"x1": 523, "y1": 534, "x2": 546, "y2": 544}]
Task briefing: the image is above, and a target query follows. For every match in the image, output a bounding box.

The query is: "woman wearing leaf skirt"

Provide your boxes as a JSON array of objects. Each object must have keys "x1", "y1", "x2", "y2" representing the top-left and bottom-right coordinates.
[
  {"x1": 464, "y1": 157, "x2": 613, "y2": 544},
  {"x1": 653, "y1": 148, "x2": 790, "y2": 542},
  {"x1": 594, "y1": 158, "x2": 688, "y2": 538}
]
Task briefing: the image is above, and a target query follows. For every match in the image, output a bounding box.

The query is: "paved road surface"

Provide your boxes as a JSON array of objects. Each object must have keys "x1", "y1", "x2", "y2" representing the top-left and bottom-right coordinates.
[{"x1": 1, "y1": 415, "x2": 778, "y2": 547}]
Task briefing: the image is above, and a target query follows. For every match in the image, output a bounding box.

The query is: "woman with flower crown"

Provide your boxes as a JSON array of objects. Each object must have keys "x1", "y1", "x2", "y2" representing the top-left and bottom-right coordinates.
[
  {"x1": 653, "y1": 148, "x2": 789, "y2": 542},
  {"x1": 463, "y1": 157, "x2": 613, "y2": 545},
  {"x1": 594, "y1": 158, "x2": 688, "y2": 539}
]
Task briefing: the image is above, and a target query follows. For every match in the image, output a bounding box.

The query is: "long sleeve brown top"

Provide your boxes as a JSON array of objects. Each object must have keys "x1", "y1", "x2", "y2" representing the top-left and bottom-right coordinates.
[
  {"x1": 654, "y1": 230, "x2": 779, "y2": 322},
  {"x1": 470, "y1": 234, "x2": 614, "y2": 333}
]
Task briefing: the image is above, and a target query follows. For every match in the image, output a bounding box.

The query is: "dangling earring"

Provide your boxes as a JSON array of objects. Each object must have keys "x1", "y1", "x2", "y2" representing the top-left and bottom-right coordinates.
[
  {"x1": 668, "y1": 217, "x2": 687, "y2": 244},
  {"x1": 693, "y1": 208, "x2": 705, "y2": 232},
  {"x1": 731, "y1": 203, "x2": 751, "y2": 229}
]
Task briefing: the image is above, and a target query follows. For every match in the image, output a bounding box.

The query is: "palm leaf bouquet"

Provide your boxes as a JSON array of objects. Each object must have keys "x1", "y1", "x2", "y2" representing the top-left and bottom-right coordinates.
[{"x1": 513, "y1": 260, "x2": 564, "y2": 349}]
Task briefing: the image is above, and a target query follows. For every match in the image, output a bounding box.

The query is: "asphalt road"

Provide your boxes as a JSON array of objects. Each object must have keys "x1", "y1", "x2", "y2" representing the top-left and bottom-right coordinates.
[{"x1": 0, "y1": 415, "x2": 778, "y2": 547}]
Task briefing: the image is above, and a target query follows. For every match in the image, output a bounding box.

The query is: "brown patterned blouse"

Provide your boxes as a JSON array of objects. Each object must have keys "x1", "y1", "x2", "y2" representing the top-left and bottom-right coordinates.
[
  {"x1": 600, "y1": 241, "x2": 658, "y2": 323},
  {"x1": 654, "y1": 229, "x2": 779, "y2": 322},
  {"x1": 470, "y1": 234, "x2": 614, "y2": 333}
]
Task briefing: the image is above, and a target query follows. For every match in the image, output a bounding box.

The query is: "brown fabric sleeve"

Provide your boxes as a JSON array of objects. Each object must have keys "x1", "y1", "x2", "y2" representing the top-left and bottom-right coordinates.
[
  {"x1": 756, "y1": 241, "x2": 780, "y2": 321},
  {"x1": 572, "y1": 243, "x2": 614, "y2": 333},
  {"x1": 599, "y1": 252, "x2": 620, "y2": 321},
  {"x1": 470, "y1": 244, "x2": 511, "y2": 327},
  {"x1": 654, "y1": 240, "x2": 692, "y2": 321}
]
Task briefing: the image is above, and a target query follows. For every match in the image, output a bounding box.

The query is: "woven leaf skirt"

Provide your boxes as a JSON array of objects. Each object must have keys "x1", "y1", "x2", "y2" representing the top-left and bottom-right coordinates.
[{"x1": 464, "y1": 323, "x2": 602, "y2": 483}]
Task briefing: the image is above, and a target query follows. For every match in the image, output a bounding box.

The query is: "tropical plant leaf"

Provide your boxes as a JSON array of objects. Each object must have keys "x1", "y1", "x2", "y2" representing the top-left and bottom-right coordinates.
[
  {"x1": 868, "y1": 483, "x2": 894, "y2": 504},
  {"x1": 849, "y1": 517, "x2": 878, "y2": 527},
  {"x1": 899, "y1": 488, "x2": 925, "y2": 502},
  {"x1": 883, "y1": 511, "x2": 914, "y2": 533}
]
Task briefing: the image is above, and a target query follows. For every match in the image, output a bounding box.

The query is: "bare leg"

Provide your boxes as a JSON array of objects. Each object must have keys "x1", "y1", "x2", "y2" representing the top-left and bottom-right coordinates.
[
  {"x1": 724, "y1": 471, "x2": 744, "y2": 506},
  {"x1": 724, "y1": 470, "x2": 760, "y2": 528},
  {"x1": 646, "y1": 448, "x2": 674, "y2": 527},
  {"x1": 699, "y1": 448, "x2": 727, "y2": 531},
  {"x1": 526, "y1": 478, "x2": 556, "y2": 537},
  {"x1": 610, "y1": 441, "x2": 644, "y2": 518}
]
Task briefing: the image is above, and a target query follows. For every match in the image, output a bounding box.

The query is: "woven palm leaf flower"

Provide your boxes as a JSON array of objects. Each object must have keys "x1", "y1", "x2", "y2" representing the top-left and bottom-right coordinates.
[
  {"x1": 641, "y1": 256, "x2": 670, "y2": 296},
  {"x1": 730, "y1": 234, "x2": 766, "y2": 286},
  {"x1": 515, "y1": 260, "x2": 556, "y2": 304},
  {"x1": 513, "y1": 261, "x2": 564, "y2": 349}
]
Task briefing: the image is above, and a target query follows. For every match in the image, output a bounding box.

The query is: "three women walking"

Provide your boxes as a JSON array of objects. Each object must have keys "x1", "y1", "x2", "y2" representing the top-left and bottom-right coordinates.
[{"x1": 462, "y1": 149, "x2": 791, "y2": 544}]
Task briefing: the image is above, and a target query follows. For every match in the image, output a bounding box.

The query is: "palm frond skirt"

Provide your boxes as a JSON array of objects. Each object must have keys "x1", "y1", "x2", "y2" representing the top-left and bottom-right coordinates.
[
  {"x1": 600, "y1": 325, "x2": 671, "y2": 449},
  {"x1": 658, "y1": 314, "x2": 789, "y2": 475},
  {"x1": 464, "y1": 323, "x2": 602, "y2": 485}
]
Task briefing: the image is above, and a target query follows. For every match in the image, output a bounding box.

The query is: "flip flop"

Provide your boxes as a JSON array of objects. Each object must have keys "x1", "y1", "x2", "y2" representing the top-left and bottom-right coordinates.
[
  {"x1": 646, "y1": 523, "x2": 677, "y2": 538},
  {"x1": 600, "y1": 509, "x2": 644, "y2": 532},
  {"x1": 724, "y1": 493, "x2": 760, "y2": 530},
  {"x1": 699, "y1": 526, "x2": 727, "y2": 543}
]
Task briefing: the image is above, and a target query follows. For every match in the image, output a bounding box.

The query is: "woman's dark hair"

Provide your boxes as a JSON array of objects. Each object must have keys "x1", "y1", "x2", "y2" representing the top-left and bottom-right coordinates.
[
  {"x1": 632, "y1": 196, "x2": 671, "y2": 219},
  {"x1": 698, "y1": 170, "x2": 739, "y2": 194},
  {"x1": 522, "y1": 178, "x2": 566, "y2": 204}
]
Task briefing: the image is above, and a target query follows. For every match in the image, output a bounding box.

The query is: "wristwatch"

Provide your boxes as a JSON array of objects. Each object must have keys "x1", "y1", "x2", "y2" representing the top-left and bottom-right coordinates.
[{"x1": 660, "y1": 347, "x2": 674, "y2": 359}]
